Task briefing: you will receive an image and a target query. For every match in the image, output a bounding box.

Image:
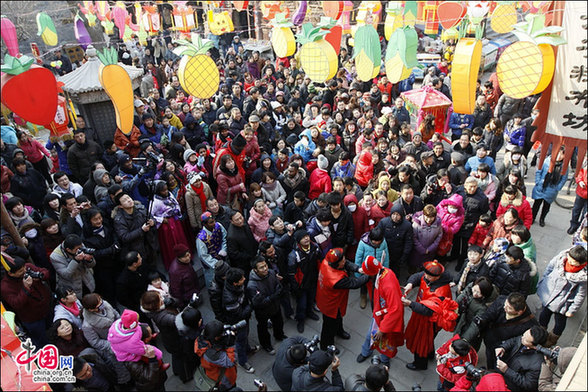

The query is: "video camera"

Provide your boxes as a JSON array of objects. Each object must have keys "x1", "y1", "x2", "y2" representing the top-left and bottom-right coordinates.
[
  {"x1": 23, "y1": 268, "x2": 44, "y2": 280},
  {"x1": 188, "y1": 293, "x2": 200, "y2": 308},
  {"x1": 535, "y1": 345, "x2": 561, "y2": 364},
  {"x1": 464, "y1": 361, "x2": 484, "y2": 381},
  {"x1": 76, "y1": 246, "x2": 95, "y2": 256},
  {"x1": 370, "y1": 355, "x2": 381, "y2": 365},
  {"x1": 223, "y1": 320, "x2": 247, "y2": 336}
]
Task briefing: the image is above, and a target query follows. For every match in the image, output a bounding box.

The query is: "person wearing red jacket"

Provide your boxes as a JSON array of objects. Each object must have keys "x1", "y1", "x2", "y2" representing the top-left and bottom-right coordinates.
[
  {"x1": 212, "y1": 132, "x2": 247, "y2": 180},
  {"x1": 195, "y1": 320, "x2": 238, "y2": 390},
  {"x1": 402, "y1": 260, "x2": 458, "y2": 371},
  {"x1": 356, "y1": 254, "x2": 404, "y2": 366},
  {"x1": 568, "y1": 165, "x2": 587, "y2": 234},
  {"x1": 317, "y1": 248, "x2": 369, "y2": 351},
  {"x1": 468, "y1": 214, "x2": 493, "y2": 249},
  {"x1": 436, "y1": 335, "x2": 478, "y2": 391},
  {"x1": 355, "y1": 150, "x2": 374, "y2": 188},
  {"x1": 496, "y1": 185, "x2": 533, "y2": 229},
  {"x1": 308, "y1": 155, "x2": 332, "y2": 200}
]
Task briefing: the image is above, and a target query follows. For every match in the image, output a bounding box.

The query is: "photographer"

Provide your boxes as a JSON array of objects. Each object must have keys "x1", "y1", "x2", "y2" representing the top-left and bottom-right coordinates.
[
  {"x1": 1, "y1": 256, "x2": 53, "y2": 348},
  {"x1": 272, "y1": 336, "x2": 310, "y2": 391},
  {"x1": 291, "y1": 350, "x2": 344, "y2": 391},
  {"x1": 344, "y1": 362, "x2": 396, "y2": 392},
  {"x1": 495, "y1": 326, "x2": 548, "y2": 391},
  {"x1": 538, "y1": 347, "x2": 577, "y2": 391},
  {"x1": 195, "y1": 320, "x2": 239, "y2": 391},
  {"x1": 50, "y1": 234, "x2": 96, "y2": 298}
]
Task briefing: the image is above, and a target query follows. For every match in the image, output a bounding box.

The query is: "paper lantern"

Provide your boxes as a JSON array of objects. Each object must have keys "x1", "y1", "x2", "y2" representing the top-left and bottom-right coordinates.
[
  {"x1": 496, "y1": 13, "x2": 565, "y2": 98},
  {"x1": 385, "y1": 25, "x2": 418, "y2": 83},
  {"x1": 142, "y1": 5, "x2": 161, "y2": 34},
  {"x1": 261, "y1": 2, "x2": 289, "y2": 20},
  {"x1": 452, "y1": 38, "x2": 482, "y2": 114},
  {"x1": 1, "y1": 55, "x2": 58, "y2": 125},
  {"x1": 233, "y1": 1, "x2": 249, "y2": 12},
  {"x1": 353, "y1": 25, "x2": 381, "y2": 82},
  {"x1": 422, "y1": 1, "x2": 440, "y2": 35},
  {"x1": 36, "y1": 12, "x2": 58, "y2": 46},
  {"x1": 271, "y1": 13, "x2": 296, "y2": 58},
  {"x1": 111, "y1": 3, "x2": 128, "y2": 39},
  {"x1": 437, "y1": 1, "x2": 466, "y2": 29},
  {"x1": 356, "y1": 1, "x2": 382, "y2": 29},
  {"x1": 490, "y1": 2, "x2": 517, "y2": 34},
  {"x1": 74, "y1": 13, "x2": 92, "y2": 50},
  {"x1": 172, "y1": 4, "x2": 196, "y2": 33},
  {"x1": 96, "y1": 47, "x2": 134, "y2": 134},
  {"x1": 78, "y1": 1, "x2": 98, "y2": 26},
  {"x1": 44, "y1": 95, "x2": 71, "y2": 138},
  {"x1": 101, "y1": 19, "x2": 115, "y2": 35},
  {"x1": 325, "y1": 25, "x2": 342, "y2": 55},
  {"x1": 174, "y1": 36, "x2": 219, "y2": 99},
  {"x1": 404, "y1": 1, "x2": 418, "y2": 26},
  {"x1": 1, "y1": 16, "x2": 19, "y2": 57},
  {"x1": 323, "y1": 1, "x2": 343, "y2": 20},
  {"x1": 208, "y1": 10, "x2": 234, "y2": 35},
  {"x1": 292, "y1": 0, "x2": 308, "y2": 26},
  {"x1": 95, "y1": 1, "x2": 111, "y2": 21},
  {"x1": 296, "y1": 19, "x2": 338, "y2": 83},
  {"x1": 337, "y1": 1, "x2": 354, "y2": 34},
  {"x1": 384, "y1": 2, "x2": 404, "y2": 41}
]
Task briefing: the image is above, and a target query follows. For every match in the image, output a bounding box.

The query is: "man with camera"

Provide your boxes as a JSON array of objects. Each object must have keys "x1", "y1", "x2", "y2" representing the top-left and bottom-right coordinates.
[
  {"x1": 1, "y1": 256, "x2": 53, "y2": 348},
  {"x1": 291, "y1": 349, "x2": 344, "y2": 391},
  {"x1": 50, "y1": 234, "x2": 96, "y2": 298},
  {"x1": 195, "y1": 320, "x2": 239, "y2": 391},
  {"x1": 272, "y1": 335, "x2": 311, "y2": 391},
  {"x1": 495, "y1": 326, "x2": 548, "y2": 391},
  {"x1": 344, "y1": 359, "x2": 396, "y2": 392},
  {"x1": 538, "y1": 346, "x2": 577, "y2": 391}
]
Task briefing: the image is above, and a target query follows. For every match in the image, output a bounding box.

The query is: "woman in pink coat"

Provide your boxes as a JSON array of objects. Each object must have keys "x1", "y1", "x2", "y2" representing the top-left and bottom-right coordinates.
[
  {"x1": 17, "y1": 130, "x2": 52, "y2": 185},
  {"x1": 308, "y1": 155, "x2": 332, "y2": 199},
  {"x1": 436, "y1": 193, "x2": 465, "y2": 258},
  {"x1": 248, "y1": 198, "x2": 272, "y2": 242}
]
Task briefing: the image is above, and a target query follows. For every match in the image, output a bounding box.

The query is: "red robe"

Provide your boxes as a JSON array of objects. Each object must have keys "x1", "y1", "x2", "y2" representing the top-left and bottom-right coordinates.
[
  {"x1": 405, "y1": 277, "x2": 457, "y2": 357},
  {"x1": 316, "y1": 259, "x2": 349, "y2": 319},
  {"x1": 370, "y1": 268, "x2": 404, "y2": 358}
]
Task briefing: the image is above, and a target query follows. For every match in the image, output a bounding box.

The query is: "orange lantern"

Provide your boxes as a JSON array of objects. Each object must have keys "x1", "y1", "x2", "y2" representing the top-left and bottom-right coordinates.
[
  {"x1": 173, "y1": 4, "x2": 196, "y2": 33},
  {"x1": 422, "y1": 1, "x2": 440, "y2": 35}
]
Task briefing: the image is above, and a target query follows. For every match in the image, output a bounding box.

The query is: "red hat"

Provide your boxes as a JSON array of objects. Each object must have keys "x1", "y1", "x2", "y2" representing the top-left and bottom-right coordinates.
[
  {"x1": 121, "y1": 309, "x2": 139, "y2": 329},
  {"x1": 423, "y1": 260, "x2": 444, "y2": 276},
  {"x1": 325, "y1": 248, "x2": 344, "y2": 265},
  {"x1": 362, "y1": 255, "x2": 382, "y2": 276},
  {"x1": 173, "y1": 244, "x2": 190, "y2": 258}
]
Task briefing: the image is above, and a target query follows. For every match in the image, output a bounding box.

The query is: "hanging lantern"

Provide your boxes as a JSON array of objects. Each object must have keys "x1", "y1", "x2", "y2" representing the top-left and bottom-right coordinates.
[
  {"x1": 36, "y1": 12, "x2": 58, "y2": 46},
  {"x1": 208, "y1": 10, "x2": 235, "y2": 35},
  {"x1": 337, "y1": 1, "x2": 354, "y2": 34},
  {"x1": 142, "y1": 5, "x2": 161, "y2": 34},
  {"x1": 95, "y1": 1, "x2": 111, "y2": 21},
  {"x1": 452, "y1": 38, "x2": 482, "y2": 114},
  {"x1": 422, "y1": 1, "x2": 440, "y2": 36},
  {"x1": 172, "y1": 4, "x2": 196, "y2": 33},
  {"x1": 261, "y1": 2, "x2": 289, "y2": 20},
  {"x1": 1, "y1": 16, "x2": 19, "y2": 57},
  {"x1": 74, "y1": 13, "x2": 92, "y2": 50},
  {"x1": 437, "y1": 1, "x2": 467, "y2": 29},
  {"x1": 384, "y1": 1, "x2": 404, "y2": 41},
  {"x1": 44, "y1": 95, "x2": 71, "y2": 138},
  {"x1": 322, "y1": 2, "x2": 344, "y2": 20}
]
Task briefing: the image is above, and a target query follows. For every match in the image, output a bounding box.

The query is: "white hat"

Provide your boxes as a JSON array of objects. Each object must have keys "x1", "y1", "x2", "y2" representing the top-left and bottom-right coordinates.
[
  {"x1": 381, "y1": 107, "x2": 393, "y2": 116},
  {"x1": 271, "y1": 101, "x2": 282, "y2": 109}
]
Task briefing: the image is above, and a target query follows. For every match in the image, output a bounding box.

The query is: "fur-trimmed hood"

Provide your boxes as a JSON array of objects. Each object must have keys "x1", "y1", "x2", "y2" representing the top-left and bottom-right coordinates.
[{"x1": 499, "y1": 190, "x2": 523, "y2": 208}]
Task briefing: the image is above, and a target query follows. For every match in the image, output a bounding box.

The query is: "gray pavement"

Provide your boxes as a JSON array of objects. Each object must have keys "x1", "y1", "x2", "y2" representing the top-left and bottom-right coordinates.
[{"x1": 163, "y1": 157, "x2": 587, "y2": 391}]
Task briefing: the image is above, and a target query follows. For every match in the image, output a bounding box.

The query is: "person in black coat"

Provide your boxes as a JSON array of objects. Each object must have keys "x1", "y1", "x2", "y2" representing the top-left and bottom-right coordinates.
[
  {"x1": 392, "y1": 184, "x2": 425, "y2": 222},
  {"x1": 377, "y1": 202, "x2": 414, "y2": 278},
  {"x1": 246, "y1": 256, "x2": 286, "y2": 353},
  {"x1": 284, "y1": 191, "x2": 309, "y2": 225},
  {"x1": 280, "y1": 163, "x2": 309, "y2": 203},
  {"x1": 67, "y1": 130, "x2": 103, "y2": 183},
  {"x1": 489, "y1": 245, "x2": 532, "y2": 297},
  {"x1": 116, "y1": 251, "x2": 149, "y2": 314},
  {"x1": 10, "y1": 158, "x2": 48, "y2": 211},
  {"x1": 327, "y1": 192, "x2": 354, "y2": 252},
  {"x1": 432, "y1": 142, "x2": 451, "y2": 170},
  {"x1": 453, "y1": 177, "x2": 490, "y2": 270},
  {"x1": 206, "y1": 198, "x2": 231, "y2": 230},
  {"x1": 207, "y1": 261, "x2": 231, "y2": 322},
  {"x1": 226, "y1": 210, "x2": 258, "y2": 276},
  {"x1": 272, "y1": 336, "x2": 310, "y2": 391},
  {"x1": 72, "y1": 353, "x2": 118, "y2": 392}
]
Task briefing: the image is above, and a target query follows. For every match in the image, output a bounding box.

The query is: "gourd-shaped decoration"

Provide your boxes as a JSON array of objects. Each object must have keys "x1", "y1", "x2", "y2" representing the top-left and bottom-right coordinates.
[
  {"x1": 271, "y1": 13, "x2": 296, "y2": 58},
  {"x1": 96, "y1": 47, "x2": 134, "y2": 134},
  {"x1": 292, "y1": 1, "x2": 308, "y2": 26},
  {"x1": 490, "y1": 1, "x2": 517, "y2": 33},
  {"x1": 452, "y1": 38, "x2": 482, "y2": 114},
  {"x1": 1, "y1": 16, "x2": 19, "y2": 56},
  {"x1": 174, "y1": 36, "x2": 219, "y2": 99},
  {"x1": 353, "y1": 25, "x2": 381, "y2": 82},
  {"x1": 384, "y1": 1, "x2": 404, "y2": 41},
  {"x1": 36, "y1": 12, "x2": 58, "y2": 46},
  {"x1": 497, "y1": 13, "x2": 565, "y2": 98},
  {"x1": 385, "y1": 26, "x2": 418, "y2": 83},
  {"x1": 296, "y1": 18, "x2": 338, "y2": 83},
  {"x1": 74, "y1": 13, "x2": 92, "y2": 50}
]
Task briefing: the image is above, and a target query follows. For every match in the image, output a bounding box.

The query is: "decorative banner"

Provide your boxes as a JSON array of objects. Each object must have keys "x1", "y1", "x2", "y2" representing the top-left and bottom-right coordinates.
[
  {"x1": 174, "y1": 36, "x2": 219, "y2": 99},
  {"x1": 1, "y1": 55, "x2": 58, "y2": 125},
  {"x1": 292, "y1": 0, "x2": 308, "y2": 26},
  {"x1": 1, "y1": 16, "x2": 19, "y2": 57},
  {"x1": 296, "y1": 19, "x2": 338, "y2": 83},
  {"x1": 546, "y1": 2, "x2": 587, "y2": 140},
  {"x1": 36, "y1": 12, "x2": 58, "y2": 46},
  {"x1": 452, "y1": 38, "x2": 482, "y2": 114},
  {"x1": 271, "y1": 13, "x2": 296, "y2": 58},
  {"x1": 97, "y1": 47, "x2": 134, "y2": 134}
]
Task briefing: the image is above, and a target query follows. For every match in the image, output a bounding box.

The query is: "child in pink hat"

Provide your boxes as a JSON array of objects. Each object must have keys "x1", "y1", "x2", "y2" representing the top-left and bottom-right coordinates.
[{"x1": 107, "y1": 309, "x2": 163, "y2": 362}]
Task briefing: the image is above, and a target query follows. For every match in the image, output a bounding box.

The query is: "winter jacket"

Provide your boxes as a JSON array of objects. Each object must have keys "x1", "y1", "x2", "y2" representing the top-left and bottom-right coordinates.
[
  {"x1": 436, "y1": 335, "x2": 478, "y2": 385},
  {"x1": 496, "y1": 151, "x2": 527, "y2": 181},
  {"x1": 465, "y1": 155, "x2": 496, "y2": 175},
  {"x1": 50, "y1": 244, "x2": 96, "y2": 298},
  {"x1": 455, "y1": 260, "x2": 491, "y2": 292},
  {"x1": 82, "y1": 221, "x2": 119, "y2": 272},
  {"x1": 468, "y1": 222, "x2": 491, "y2": 249},
  {"x1": 537, "y1": 249, "x2": 587, "y2": 315},
  {"x1": 330, "y1": 208, "x2": 355, "y2": 249},
  {"x1": 113, "y1": 201, "x2": 158, "y2": 260},
  {"x1": 54, "y1": 300, "x2": 83, "y2": 329},
  {"x1": 185, "y1": 182, "x2": 213, "y2": 229},
  {"x1": 473, "y1": 104, "x2": 492, "y2": 129},
  {"x1": 82, "y1": 300, "x2": 120, "y2": 352},
  {"x1": 498, "y1": 336, "x2": 544, "y2": 392},
  {"x1": 294, "y1": 130, "x2": 317, "y2": 163},
  {"x1": 67, "y1": 140, "x2": 103, "y2": 182},
  {"x1": 292, "y1": 365, "x2": 344, "y2": 391},
  {"x1": 221, "y1": 281, "x2": 252, "y2": 325},
  {"x1": 216, "y1": 169, "x2": 245, "y2": 207},
  {"x1": 194, "y1": 337, "x2": 237, "y2": 390},
  {"x1": 262, "y1": 181, "x2": 287, "y2": 209},
  {"x1": 248, "y1": 204, "x2": 272, "y2": 242},
  {"x1": 504, "y1": 121, "x2": 526, "y2": 148},
  {"x1": 391, "y1": 195, "x2": 425, "y2": 219},
  {"x1": 354, "y1": 151, "x2": 374, "y2": 187},
  {"x1": 0, "y1": 263, "x2": 52, "y2": 323},
  {"x1": 532, "y1": 156, "x2": 568, "y2": 204},
  {"x1": 273, "y1": 336, "x2": 310, "y2": 391},
  {"x1": 355, "y1": 232, "x2": 389, "y2": 274},
  {"x1": 18, "y1": 138, "x2": 50, "y2": 163},
  {"x1": 344, "y1": 194, "x2": 370, "y2": 244},
  {"x1": 143, "y1": 308, "x2": 182, "y2": 354},
  {"x1": 483, "y1": 127, "x2": 504, "y2": 157},
  {"x1": 324, "y1": 145, "x2": 344, "y2": 171},
  {"x1": 124, "y1": 357, "x2": 167, "y2": 391},
  {"x1": 437, "y1": 194, "x2": 466, "y2": 235},
  {"x1": 454, "y1": 282, "x2": 498, "y2": 350},
  {"x1": 409, "y1": 212, "x2": 443, "y2": 268},
  {"x1": 496, "y1": 191, "x2": 533, "y2": 229},
  {"x1": 308, "y1": 168, "x2": 332, "y2": 200},
  {"x1": 489, "y1": 257, "x2": 535, "y2": 297},
  {"x1": 449, "y1": 113, "x2": 474, "y2": 138},
  {"x1": 330, "y1": 160, "x2": 356, "y2": 178},
  {"x1": 246, "y1": 269, "x2": 283, "y2": 318},
  {"x1": 108, "y1": 319, "x2": 148, "y2": 362},
  {"x1": 377, "y1": 204, "x2": 414, "y2": 266},
  {"x1": 575, "y1": 167, "x2": 587, "y2": 199},
  {"x1": 495, "y1": 95, "x2": 523, "y2": 123},
  {"x1": 10, "y1": 168, "x2": 48, "y2": 210},
  {"x1": 307, "y1": 216, "x2": 333, "y2": 257},
  {"x1": 288, "y1": 241, "x2": 321, "y2": 292},
  {"x1": 168, "y1": 258, "x2": 199, "y2": 308},
  {"x1": 455, "y1": 186, "x2": 489, "y2": 238},
  {"x1": 116, "y1": 268, "x2": 149, "y2": 312},
  {"x1": 483, "y1": 216, "x2": 524, "y2": 249},
  {"x1": 227, "y1": 223, "x2": 258, "y2": 274}
]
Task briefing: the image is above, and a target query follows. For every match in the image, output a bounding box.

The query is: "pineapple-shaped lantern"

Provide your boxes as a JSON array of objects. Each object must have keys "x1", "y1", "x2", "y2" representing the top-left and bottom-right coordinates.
[
  {"x1": 490, "y1": 1, "x2": 517, "y2": 33},
  {"x1": 296, "y1": 18, "x2": 338, "y2": 83},
  {"x1": 496, "y1": 13, "x2": 566, "y2": 99},
  {"x1": 174, "y1": 36, "x2": 219, "y2": 99},
  {"x1": 271, "y1": 13, "x2": 296, "y2": 58}
]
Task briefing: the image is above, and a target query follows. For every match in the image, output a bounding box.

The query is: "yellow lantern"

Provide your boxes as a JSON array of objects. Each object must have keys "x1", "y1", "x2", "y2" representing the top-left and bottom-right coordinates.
[{"x1": 452, "y1": 38, "x2": 482, "y2": 114}]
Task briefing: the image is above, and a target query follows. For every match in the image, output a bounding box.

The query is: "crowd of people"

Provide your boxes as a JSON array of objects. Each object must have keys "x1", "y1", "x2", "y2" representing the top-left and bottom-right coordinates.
[{"x1": 1, "y1": 29, "x2": 588, "y2": 392}]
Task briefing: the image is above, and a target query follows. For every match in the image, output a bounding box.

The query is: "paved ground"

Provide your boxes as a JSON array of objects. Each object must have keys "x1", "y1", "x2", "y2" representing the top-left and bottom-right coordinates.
[{"x1": 162, "y1": 155, "x2": 587, "y2": 391}]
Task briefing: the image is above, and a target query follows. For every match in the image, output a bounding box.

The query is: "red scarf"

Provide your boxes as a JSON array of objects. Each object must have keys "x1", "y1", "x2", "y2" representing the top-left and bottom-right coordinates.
[
  {"x1": 190, "y1": 182, "x2": 207, "y2": 212},
  {"x1": 62, "y1": 301, "x2": 80, "y2": 317},
  {"x1": 564, "y1": 258, "x2": 586, "y2": 273}
]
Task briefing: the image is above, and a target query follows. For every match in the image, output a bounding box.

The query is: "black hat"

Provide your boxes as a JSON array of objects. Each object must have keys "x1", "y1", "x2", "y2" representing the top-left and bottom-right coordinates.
[
  {"x1": 309, "y1": 350, "x2": 333, "y2": 374},
  {"x1": 118, "y1": 153, "x2": 131, "y2": 164},
  {"x1": 293, "y1": 229, "x2": 309, "y2": 243},
  {"x1": 231, "y1": 133, "x2": 247, "y2": 150}
]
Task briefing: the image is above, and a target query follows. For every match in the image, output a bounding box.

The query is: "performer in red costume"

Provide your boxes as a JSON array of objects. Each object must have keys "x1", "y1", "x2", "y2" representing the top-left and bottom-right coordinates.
[
  {"x1": 317, "y1": 248, "x2": 369, "y2": 351},
  {"x1": 402, "y1": 260, "x2": 458, "y2": 370},
  {"x1": 211, "y1": 132, "x2": 247, "y2": 179},
  {"x1": 355, "y1": 254, "x2": 404, "y2": 366}
]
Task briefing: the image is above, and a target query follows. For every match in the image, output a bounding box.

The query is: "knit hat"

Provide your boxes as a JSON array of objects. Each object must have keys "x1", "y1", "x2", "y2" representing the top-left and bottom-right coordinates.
[
  {"x1": 362, "y1": 255, "x2": 382, "y2": 276},
  {"x1": 309, "y1": 350, "x2": 333, "y2": 374},
  {"x1": 118, "y1": 153, "x2": 131, "y2": 164},
  {"x1": 1, "y1": 255, "x2": 25, "y2": 273},
  {"x1": 423, "y1": 260, "x2": 444, "y2": 276},
  {"x1": 183, "y1": 149, "x2": 196, "y2": 162},
  {"x1": 173, "y1": 244, "x2": 190, "y2": 258},
  {"x1": 412, "y1": 130, "x2": 422, "y2": 139},
  {"x1": 201, "y1": 211, "x2": 214, "y2": 222},
  {"x1": 249, "y1": 114, "x2": 260, "y2": 123},
  {"x1": 317, "y1": 154, "x2": 329, "y2": 170},
  {"x1": 325, "y1": 248, "x2": 344, "y2": 265},
  {"x1": 231, "y1": 133, "x2": 247, "y2": 150},
  {"x1": 293, "y1": 229, "x2": 309, "y2": 243},
  {"x1": 120, "y1": 309, "x2": 139, "y2": 329}
]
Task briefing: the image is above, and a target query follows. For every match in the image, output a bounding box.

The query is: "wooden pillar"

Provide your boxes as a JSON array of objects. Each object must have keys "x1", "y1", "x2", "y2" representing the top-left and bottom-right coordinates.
[{"x1": 1, "y1": 200, "x2": 24, "y2": 248}]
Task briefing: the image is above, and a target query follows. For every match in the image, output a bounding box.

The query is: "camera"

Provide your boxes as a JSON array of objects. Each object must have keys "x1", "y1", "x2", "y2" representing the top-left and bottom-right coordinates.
[
  {"x1": 326, "y1": 345, "x2": 337, "y2": 357},
  {"x1": 23, "y1": 268, "x2": 44, "y2": 280},
  {"x1": 223, "y1": 320, "x2": 247, "y2": 336},
  {"x1": 188, "y1": 293, "x2": 200, "y2": 308},
  {"x1": 370, "y1": 355, "x2": 381, "y2": 365},
  {"x1": 464, "y1": 361, "x2": 484, "y2": 381},
  {"x1": 253, "y1": 379, "x2": 264, "y2": 388},
  {"x1": 412, "y1": 384, "x2": 422, "y2": 391},
  {"x1": 77, "y1": 246, "x2": 95, "y2": 256},
  {"x1": 536, "y1": 345, "x2": 561, "y2": 364},
  {"x1": 303, "y1": 335, "x2": 320, "y2": 354}
]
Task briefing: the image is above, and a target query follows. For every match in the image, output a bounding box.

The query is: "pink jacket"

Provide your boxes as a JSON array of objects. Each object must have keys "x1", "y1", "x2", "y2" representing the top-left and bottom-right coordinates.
[
  {"x1": 18, "y1": 138, "x2": 50, "y2": 164},
  {"x1": 248, "y1": 204, "x2": 272, "y2": 242},
  {"x1": 437, "y1": 194, "x2": 465, "y2": 235},
  {"x1": 108, "y1": 319, "x2": 148, "y2": 362}
]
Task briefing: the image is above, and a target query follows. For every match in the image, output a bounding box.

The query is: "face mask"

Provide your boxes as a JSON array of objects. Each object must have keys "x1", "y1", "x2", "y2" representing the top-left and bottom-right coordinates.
[
  {"x1": 24, "y1": 229, "x2": 38, "y2": 239},
  {"x1": 448, "y1": 206, "x2": 458, "y2": 214},
  {"x1": 348, "y1": 204, "x2": 357, "y2": 212},
  {"x1": 512, "y1": 154, "x2": 521, "y2": 161}
]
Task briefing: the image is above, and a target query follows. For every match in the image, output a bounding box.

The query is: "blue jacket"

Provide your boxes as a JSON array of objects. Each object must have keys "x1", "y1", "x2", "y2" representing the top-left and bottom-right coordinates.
[
  {"x1": 1, "y1": 126, "x2": 18, "y2": 145},
  {"x1": 139, "y1": 123, "x2": 163, "y2": 144},
  {"x1": 45, "y1": 140, "x2": 72, "y2": 175},
  {"x1": 354, "y1": 232, "x2": 389, "y2": 276},
  {"x1": 465, "y1": 155, "x2": 496, "y2": 174},
  {"x1": 532, "y1": 156, "x2": 568, "y2": 203},
  {"x1": 504, "y1": 123, "x2": 526, "y2": 148},
  {"x1": 294, "y1": 129, "x2": 316, "y2": 163},
  {"x1": 449, "y1": 113, "x2": 474, "y2": 137},
  {"x1": 392, "y1": 106, "x2": 411, "y2": 124}
]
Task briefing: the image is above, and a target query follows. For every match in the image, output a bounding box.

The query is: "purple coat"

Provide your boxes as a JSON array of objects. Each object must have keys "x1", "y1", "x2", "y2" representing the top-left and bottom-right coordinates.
[
  {"x1": 108, "y1": 319, "x2": 147, "y2": 362},
  {"x1": 409, "y1": 212, "x2": 443, "y2": 268},
  {"x1": 168, "y1": 258, "x2": 199, "y2": 307}
]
